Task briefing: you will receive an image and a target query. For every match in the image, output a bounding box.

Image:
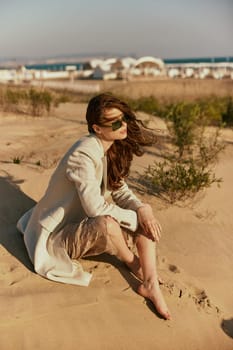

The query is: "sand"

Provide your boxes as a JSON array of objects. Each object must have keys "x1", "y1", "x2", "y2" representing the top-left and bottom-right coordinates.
[{"x1": 0, "y1": 95, "x2": 233, "y2": 349}]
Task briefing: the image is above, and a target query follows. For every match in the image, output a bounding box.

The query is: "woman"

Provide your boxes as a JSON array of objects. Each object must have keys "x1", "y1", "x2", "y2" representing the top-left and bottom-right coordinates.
[{"x1": 17, "y1": 93, "x2": 171, "y2": 320}]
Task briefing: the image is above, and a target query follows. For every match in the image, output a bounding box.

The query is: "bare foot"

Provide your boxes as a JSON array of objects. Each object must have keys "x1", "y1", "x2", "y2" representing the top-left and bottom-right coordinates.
[{"x1": 138, "y1": 280, "x2": 171, "y2": 320}]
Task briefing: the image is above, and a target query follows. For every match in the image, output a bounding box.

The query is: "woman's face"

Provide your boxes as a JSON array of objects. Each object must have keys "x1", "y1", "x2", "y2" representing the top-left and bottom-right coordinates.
[{"x1": 93, "y1": 108, "x2": 128, "y2": 141}]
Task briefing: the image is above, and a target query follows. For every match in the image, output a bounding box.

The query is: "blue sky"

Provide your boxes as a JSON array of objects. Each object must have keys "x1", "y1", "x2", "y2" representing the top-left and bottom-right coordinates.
[{"x1": 1, "y1": 0, "x2": 232, "y2": 60}]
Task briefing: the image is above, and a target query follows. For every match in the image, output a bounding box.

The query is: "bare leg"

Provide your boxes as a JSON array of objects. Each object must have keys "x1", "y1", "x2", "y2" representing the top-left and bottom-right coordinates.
[
  {"x1": 136, "y1": 234, "x2": 171, "y2": 320},
  {"x1": 105, "y1": 218, "x2": 163, "y2": 285},
  {"x1": 106, "y1": 218, "x2": 170, "y2": 319},
  {"x1": 106, "y1": 218, "x2": 135, "y2": 263},
  {"x1": 105, "y1": 217, "x2": 144, "y2": 280}
]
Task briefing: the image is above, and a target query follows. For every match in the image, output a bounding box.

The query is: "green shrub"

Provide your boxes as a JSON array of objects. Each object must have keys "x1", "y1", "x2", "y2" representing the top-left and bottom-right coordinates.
[
  {"x1": 105, "y1": 94, "x2": 233, "y2": 129},
  {"x1": 197, "y1": 97, "x2": 226, "y2": 126},
  {"x1": 3, "y1": 88, "x2": 27, "y2": 112},
  {"x1": 6, "y1": 89, "x2": 20, "y2": 105},
  {"x1": 144, "y1": 158, "x2": 222, "y2": 203},
  {"x1": 0, "y1": 86, "x2": 58, "y2": 116},
  {"x1": 158, "y1": 96, "x2": 232, "y2": 127},
  {"x1": 132, "y1": 96, "x2": 161, "y2": 115},
  {"x1": 28, "y1": 88, "x2": 52, "y2": 116},
  {"x1": 166, "y1": 102, "x2": 202, "y2": 157},
  {"x1": 53, "y1": 93, "x2": 71, "y2": 107},
  {"x1": 196, "y1": 128, "x2": 225, "y2": 166},
  {"x1": 140, "y1": 102, "x2": 224, "y2": 204}
]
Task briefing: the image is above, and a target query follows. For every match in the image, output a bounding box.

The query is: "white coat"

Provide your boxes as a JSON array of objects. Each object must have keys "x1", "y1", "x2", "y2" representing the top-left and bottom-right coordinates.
[{"x1": 17, "y1": 134, "x2": 143, "y2": 286}]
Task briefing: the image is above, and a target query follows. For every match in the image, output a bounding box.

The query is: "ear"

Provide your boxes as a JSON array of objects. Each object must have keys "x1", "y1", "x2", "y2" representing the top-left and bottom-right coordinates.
[{"x1": 92, "y1": 124, "x2": 102, "y2": 134}]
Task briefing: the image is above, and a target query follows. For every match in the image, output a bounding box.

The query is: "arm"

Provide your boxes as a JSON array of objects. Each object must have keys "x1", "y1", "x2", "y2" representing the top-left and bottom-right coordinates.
[
  {"x1": 66, "y1": 151, "x2": 138, "y2": 231},
  {"x1": 111, "y1": 180, "x2": 143, "y2": 211},
  {"x1": 111, "y1": 180, "x2": 162, "y2": 240},
  {"x1": 136, "y1": 204, "x2": 162, "y2": 242}
]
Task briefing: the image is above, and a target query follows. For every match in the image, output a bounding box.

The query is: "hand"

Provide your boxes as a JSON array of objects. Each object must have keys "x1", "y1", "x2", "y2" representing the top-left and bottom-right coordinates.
[{"x1": 137, "y1": 204, "x2": 162, "y2": 242}]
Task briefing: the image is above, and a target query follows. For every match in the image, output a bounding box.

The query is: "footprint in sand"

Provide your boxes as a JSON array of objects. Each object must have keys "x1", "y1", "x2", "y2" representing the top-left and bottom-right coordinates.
[
  {"x1": 168, "y1": 264, "x2": 180, "y2": 274},
  {"x1": 0, "y1": 262, "x2": 18, "y2": 275},
  {"x1": 189, "y1": 287, "x2": 220, "y2": 314},
  {"x1": 157, "y1": 257, "x2": 221, "y2": 315},
  {"x1": 157, "y1": 255, "x2": 181, "y2": 274},
  {"x1": 0, "y1": 262, "x2": 29, "y2": 286},
  {"x1": 162, "y1": 279, "x2": 221, "y2": 315}
]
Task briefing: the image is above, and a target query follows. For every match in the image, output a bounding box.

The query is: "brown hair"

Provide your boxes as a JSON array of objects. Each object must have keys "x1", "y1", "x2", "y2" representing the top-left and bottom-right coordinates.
[{"x1": 86, "y1": 93, "x2": 157, "y2": 190}]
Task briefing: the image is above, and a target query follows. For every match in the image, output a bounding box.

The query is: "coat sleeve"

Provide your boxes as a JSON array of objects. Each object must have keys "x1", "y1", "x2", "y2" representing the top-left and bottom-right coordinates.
[
  {"x1": 66, "y1": 151, "x2": 139, "y2": 232},
  {"x1": 111, "y1": 180, "x2": 143, "y2": 211}
]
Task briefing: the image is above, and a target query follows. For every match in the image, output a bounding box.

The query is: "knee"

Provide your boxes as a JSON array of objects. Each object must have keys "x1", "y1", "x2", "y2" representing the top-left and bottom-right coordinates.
[
  {"x1": 93, "y1": 215, "x2": 119, "y2": 232},
  {"x1": 135, "y1": 232, "x2": 156, "y2": 246},
  {"x1": 99, "y1": 215, "x2": 121, "y2": 237}
]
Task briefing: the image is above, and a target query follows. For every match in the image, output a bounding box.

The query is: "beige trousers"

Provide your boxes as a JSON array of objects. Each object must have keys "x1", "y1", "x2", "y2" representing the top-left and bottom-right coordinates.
[{"x1": 49, "y1": 215, "x2": 136, "y2": 260}]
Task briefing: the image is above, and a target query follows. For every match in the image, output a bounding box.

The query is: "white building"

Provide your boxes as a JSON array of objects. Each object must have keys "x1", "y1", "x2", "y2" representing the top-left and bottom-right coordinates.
[{"x1": 130, "y1": 56, "x2": 165, "y2": 77}]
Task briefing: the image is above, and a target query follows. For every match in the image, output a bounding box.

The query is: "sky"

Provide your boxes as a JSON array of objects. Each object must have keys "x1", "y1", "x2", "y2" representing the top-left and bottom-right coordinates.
[{"x1": 1, "y1": 0, "x2": 233, "y2": 61}]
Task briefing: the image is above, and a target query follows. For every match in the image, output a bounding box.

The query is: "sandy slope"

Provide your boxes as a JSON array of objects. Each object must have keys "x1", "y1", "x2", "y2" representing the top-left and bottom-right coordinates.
[{"x1": 0, "y1": 102, "x2": 233, "y2": 350}]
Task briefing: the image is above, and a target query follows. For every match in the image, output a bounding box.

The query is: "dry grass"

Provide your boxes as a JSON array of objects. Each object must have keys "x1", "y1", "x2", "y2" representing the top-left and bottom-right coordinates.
[{"x1": 96, "y1": 78, "x2": 233, "y2": 102}]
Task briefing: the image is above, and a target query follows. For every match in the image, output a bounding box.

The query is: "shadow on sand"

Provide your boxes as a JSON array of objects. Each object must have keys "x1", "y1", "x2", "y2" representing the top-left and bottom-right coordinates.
[
  {"x1": 85, "y1": 253, "x2": 165, "y2": 319},
  {"x1": 221, "y1": 318, "x2": 233, "y2": 339},
  {"x1": 85, "y1": 253, "x2": 141, "y2": 291},
  {"x1": 0, "y1": 174, "x2": 35, "y2": 271}
]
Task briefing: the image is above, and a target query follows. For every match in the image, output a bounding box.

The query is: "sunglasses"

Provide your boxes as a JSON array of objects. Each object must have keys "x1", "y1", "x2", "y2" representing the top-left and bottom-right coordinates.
[{"x1": 100, "y1": 114, "x2": 131, "y2": 131}]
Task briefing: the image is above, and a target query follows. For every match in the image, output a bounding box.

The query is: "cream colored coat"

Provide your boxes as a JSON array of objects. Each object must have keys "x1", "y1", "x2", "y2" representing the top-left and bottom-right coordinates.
[{"x1": 17, "y1": 134, "x2": 143, "y2": 286}]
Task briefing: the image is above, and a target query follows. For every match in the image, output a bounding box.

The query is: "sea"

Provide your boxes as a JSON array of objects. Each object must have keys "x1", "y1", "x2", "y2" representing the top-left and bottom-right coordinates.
[{"x1": 24, "y1": 56, "x2": 233, "y2": 71}]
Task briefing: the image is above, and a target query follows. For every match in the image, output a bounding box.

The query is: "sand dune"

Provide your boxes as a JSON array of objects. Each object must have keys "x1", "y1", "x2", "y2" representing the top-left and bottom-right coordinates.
[{"x1": 0, "y1": 102, "x2": 233, "y2": 350}]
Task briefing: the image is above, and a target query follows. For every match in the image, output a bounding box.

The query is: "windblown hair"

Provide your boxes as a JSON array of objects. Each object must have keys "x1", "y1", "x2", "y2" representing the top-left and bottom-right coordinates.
[{"x1": 86, "y1": 93, "x2": 157, "y2": 190}]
